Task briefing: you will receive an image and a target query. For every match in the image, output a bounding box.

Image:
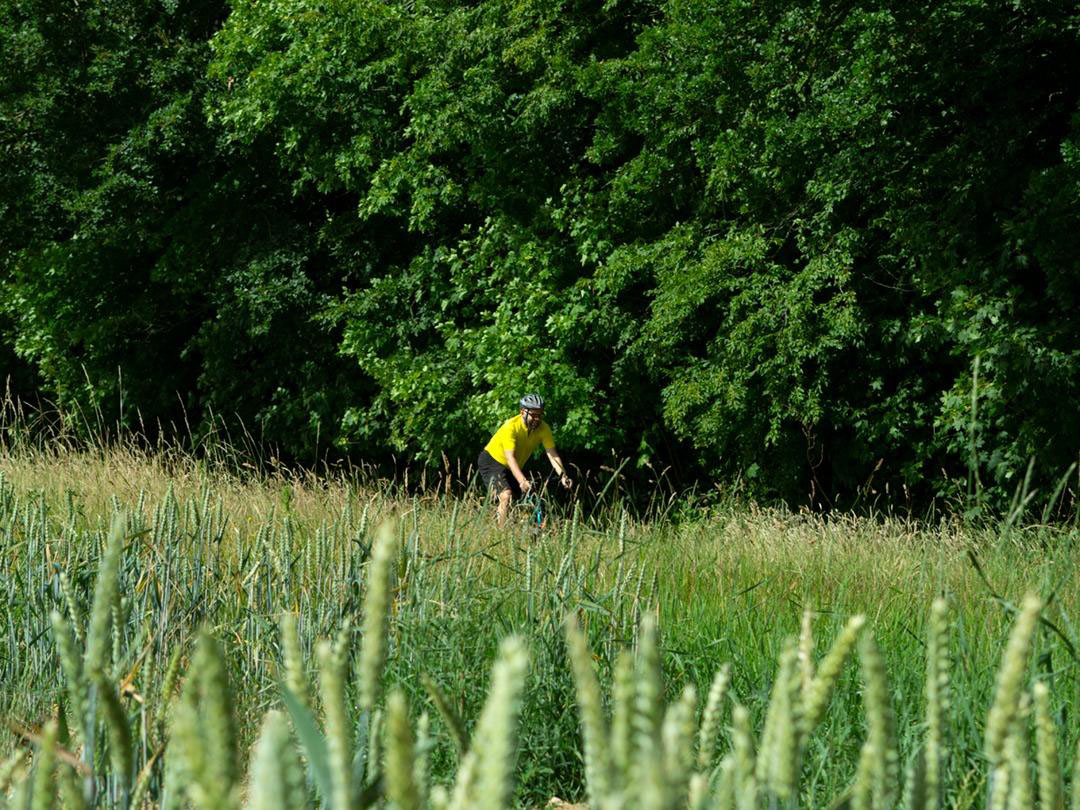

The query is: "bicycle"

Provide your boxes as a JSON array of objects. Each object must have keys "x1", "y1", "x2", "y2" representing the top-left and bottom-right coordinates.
[{"x1": 520, "y1": 490, "x2": 548, "y2": 532}]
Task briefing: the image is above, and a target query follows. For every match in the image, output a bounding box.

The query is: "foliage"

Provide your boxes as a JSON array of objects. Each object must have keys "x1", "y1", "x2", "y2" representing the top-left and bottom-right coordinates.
[
  {"x1": 0, "y1": 0, "x2": 367, "y2": 458},
  {"x1": 3, "y1": 0, "x2": 1080, "y2": 506}
]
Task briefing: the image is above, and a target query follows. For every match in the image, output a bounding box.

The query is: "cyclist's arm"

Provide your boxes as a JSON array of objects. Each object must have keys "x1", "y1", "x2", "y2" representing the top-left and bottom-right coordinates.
[
  {"x1": 545, "y1": 447, "x2": 572, "y2": 487},
  {"x1": 503, "y1": 449, "x2": 530, "y2": 490}
]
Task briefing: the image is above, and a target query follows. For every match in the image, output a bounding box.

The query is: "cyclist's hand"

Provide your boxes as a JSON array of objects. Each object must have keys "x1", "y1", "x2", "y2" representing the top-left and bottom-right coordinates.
[
  {"x1": 519, "y1": 478, "x2": 532, "y2": 494},
  {"x1": 559, "y1": 473, "x2": 572, "y2": 489}
]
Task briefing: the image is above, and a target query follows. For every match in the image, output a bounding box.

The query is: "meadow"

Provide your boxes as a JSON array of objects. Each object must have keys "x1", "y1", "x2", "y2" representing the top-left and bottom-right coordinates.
[{"x1": 0, "y1": 438, "x2": 1078, "y2": 808}]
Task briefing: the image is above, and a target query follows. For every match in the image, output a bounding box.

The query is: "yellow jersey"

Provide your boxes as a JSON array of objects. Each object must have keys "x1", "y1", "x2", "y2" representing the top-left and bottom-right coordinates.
[{"x1": 483, "y1": 416, "x2": 555, "y2": 468}]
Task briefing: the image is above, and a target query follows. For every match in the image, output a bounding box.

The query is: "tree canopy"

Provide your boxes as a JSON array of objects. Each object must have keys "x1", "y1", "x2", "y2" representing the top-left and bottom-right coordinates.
[{"x1": 3, "y1": 0, "x2": 1079, "y2": 507}]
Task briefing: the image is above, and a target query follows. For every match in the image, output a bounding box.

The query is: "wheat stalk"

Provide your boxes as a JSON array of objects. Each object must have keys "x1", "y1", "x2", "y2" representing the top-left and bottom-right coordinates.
[
  {"x1": 1034, "y1": 682, "x2": 1064, "y2": 810},
  {"x1": 986, "y1": 594, "x2": 1042, "y2": 810},
  {"x1": 696, "y1": 663, "x2": 731, "y2": 771},
  {"x1": 565, "y1": 613, "x2": 613, "y2": 807},
  {"x1": 359, "y1": 520, "x2": 396, "y2": 714},
  {"x1": 386, "y1": 689, "x2": 422, "y2": 810},
  {"x1": 801, "y1": 614, "x2": 866, "y2": 740},
  {"x1": 245, "y1": 710, "x2": 308, "y2": 810},
  {"x1": 317, "y1": 637, "x2": 352, "y2": 810}
]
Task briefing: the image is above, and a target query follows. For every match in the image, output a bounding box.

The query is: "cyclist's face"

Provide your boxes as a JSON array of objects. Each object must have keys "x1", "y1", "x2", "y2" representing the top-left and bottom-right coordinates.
[{"x1": 522, "y1": 408, "x2": 543, "y2": 429}]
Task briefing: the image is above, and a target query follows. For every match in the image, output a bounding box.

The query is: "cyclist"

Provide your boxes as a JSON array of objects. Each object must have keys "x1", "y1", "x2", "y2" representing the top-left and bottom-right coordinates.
[{"x1": 477, "y1": 394, "x2": 573, "y2": 526}]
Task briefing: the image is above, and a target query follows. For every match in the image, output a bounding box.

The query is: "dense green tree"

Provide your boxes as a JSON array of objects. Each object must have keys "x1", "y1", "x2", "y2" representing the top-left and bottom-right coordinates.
[
  {"x1": 1, "y1": 0, "x2": 368, "y2": 457},
  {"x1": 562, "y1": 0, "x2": 1080, "y2": 502},
  {"x1": 4, "y1": 0, "x2": 1079, "y2": 506}
]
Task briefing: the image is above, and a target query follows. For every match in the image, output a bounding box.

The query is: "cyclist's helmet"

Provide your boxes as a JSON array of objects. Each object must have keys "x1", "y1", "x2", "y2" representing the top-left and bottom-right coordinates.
[{"x1": 519, "y1": 393, "x2": 545, "y2": 411}]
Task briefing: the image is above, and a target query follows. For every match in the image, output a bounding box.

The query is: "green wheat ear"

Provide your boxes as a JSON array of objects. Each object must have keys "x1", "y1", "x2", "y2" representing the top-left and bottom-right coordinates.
[
  {"x1": 688, "y1": 769, "x2": 711, "y2": 810},
  {"x1": 448, "y1": 636, "x2": 530, "y2": 810},
  {"x1": 475, "y1": 636, "x2": 531, "y2": 810},
  {"x1": 359, "y1": 520, "x2": 396, "y2": 714},
  {"x1": 922, "y1": 597, "x2": 951, "y2": 810},
  {"x1": 633, "y1": 612, "x2": 665, "y2": 810},
  {"x1": 30, "y1": 718, "x2": 58, "y2": 810},
  {"x1": 711, "y1": 755, "x2": 737, "y2": 810},
  {"x1": 986, "y1": 595, "x2": 1042, "y2": 764},
  {"x1": 0, "y1": 750, "x2": 27, "y2": 795},
  {"x1": 696, "y1": 663, "x2": 731, "y2": 771},
  {"x1": 245, "y1": 711, "x2": 308, "y2": 810},
  {"x1": 171, "y1": 632, "x2": 240, "y2": 810},
  {"x1": 317, "y1": 637, "x2": 352, "y2": 810},
  {"x1": 662, "y1": 684, "x2": 697, "y2": 804},
  {"x1": 50, "y1": 609, "x2": 89, "y2": 745},
  {"x1": 385, "y1": 689, "x2": 422, "y2": 810},
  {"x1": 565, "y1": 612, "x2": 613, "y2": 808},
  {"x1": 413, "y1": 711, "x2": 432, "y2": 805},
  {"x1": 732, "y1": 703, "x2": 758, "y2": 810},
  {"x1": 96, "y1": 672, "x2": 133, "y2": 806},
  {"x1": 799, "y1": 604, "x2": 815, "y2": 697},
  {"x1": 153, "y1": 643, "x2": 184, "y2": 744},
  {"x1": 1033, "y1": 683, "x2": 1064, "y2": 810},
  {"x1": 1007, "y1": 695, "x2": 1034, "y2": 810},
  {"x1": 756, "y1": 637, "x2": 801, "y2": 802},
  {"x1": 855, "y1": 632, "x2": 899, "y2": 810},
  {"x1": 85, "y1": 515, "x2": 126, "y2": 681},
  {"x1": 802, "y1": 614, "x2": 866, "y2": 740},
  {"x1": 279, "y1": 612, "x2": 310, "y2": 709},
  {"x1": 610, "y1": 647, "x2": 636, "y2": 786},
  {"x1": 58, "y1": 755, "x2": 89, "y2": 810}
]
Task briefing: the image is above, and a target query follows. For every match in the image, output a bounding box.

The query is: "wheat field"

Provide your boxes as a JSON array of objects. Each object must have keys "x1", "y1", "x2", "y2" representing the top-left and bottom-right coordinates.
[{"x1": 1, "y1": 442, "x2": 1078, "y2": 808}]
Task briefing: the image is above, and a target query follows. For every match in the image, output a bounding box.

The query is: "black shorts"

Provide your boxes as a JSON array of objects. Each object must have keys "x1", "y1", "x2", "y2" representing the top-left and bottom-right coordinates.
[{"x1": 477, "y1": 449, "x2": 518, "y2": 494}]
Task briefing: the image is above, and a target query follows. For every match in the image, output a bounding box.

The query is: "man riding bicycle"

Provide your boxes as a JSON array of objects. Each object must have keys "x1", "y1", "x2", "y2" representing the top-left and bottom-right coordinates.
[{"x1": 477, "y1": 394, "x2": 573, "y2": 526}]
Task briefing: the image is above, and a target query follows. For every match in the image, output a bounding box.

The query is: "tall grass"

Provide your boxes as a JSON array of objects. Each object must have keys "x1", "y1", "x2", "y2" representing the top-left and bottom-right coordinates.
[{"x1": 1, "y1": 441, "x2": 1078, "y2": 808}]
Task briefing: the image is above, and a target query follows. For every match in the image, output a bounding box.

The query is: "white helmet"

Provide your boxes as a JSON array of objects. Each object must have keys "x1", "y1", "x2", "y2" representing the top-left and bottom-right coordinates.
[{"x1": 519, "y1": 393, "x2": 545, "y2": 410}]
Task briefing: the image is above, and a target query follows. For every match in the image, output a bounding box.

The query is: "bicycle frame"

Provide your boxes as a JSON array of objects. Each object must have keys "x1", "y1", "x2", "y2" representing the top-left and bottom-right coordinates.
[{"x1": 520, "y1": 491, "x2": 548, "y2": 530}]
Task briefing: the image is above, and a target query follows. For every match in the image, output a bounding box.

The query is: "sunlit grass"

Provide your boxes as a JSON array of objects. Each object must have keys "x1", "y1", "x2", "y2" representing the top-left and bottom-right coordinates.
[{"x1": 1, "y1": 439, "x2": 1078, "y2": 807}]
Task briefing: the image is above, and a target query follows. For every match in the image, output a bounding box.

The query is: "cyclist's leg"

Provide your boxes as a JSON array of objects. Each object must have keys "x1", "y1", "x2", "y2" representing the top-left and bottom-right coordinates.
[
  {"x1": 478, "y1": 449, "x2": 519, "y2": 526},
  {"x1": 496, "y1": 486, "x2": 513, "y2": 527},
  {"x1": 496, "y1": 466, "x2": 523, "y2": 527}
]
